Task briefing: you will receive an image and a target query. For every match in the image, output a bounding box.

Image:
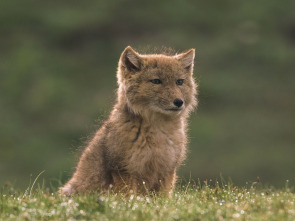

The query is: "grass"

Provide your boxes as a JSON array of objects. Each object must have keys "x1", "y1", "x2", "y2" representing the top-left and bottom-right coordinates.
[{"x1": 1, "y1": 180, "x2": 295, "y2": 220}]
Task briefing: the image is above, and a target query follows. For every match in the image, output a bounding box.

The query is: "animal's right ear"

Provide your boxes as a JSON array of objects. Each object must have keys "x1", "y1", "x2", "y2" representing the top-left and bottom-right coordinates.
[{"x1": 120, "y1": 46, "x2": 142, "y2": 72}]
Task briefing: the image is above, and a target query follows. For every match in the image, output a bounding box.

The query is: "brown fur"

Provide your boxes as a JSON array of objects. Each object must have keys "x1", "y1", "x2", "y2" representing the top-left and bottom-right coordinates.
[{"x1": 60, "y1": 46, "x2": 198, "y2": 196}]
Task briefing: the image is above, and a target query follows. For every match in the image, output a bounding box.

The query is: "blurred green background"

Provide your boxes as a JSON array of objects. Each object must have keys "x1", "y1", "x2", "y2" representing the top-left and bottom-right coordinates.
[{"x1": 1, "y1": 0, "x2": 295, "y2": 189}]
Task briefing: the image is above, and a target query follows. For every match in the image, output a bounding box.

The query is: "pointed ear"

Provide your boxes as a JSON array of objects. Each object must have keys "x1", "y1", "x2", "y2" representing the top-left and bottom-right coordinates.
[
  {"x1": 120, "y1": 46, "x2": 142, "y2": 72},
  {"x1": 176, "y1": 49, "x2": 195, "y2": 70}
]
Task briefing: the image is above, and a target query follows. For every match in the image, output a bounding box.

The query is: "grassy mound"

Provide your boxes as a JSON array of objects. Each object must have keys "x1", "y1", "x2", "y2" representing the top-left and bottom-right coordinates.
[{"x1": 1, "y1": 181, "x2": 294, "y2": 220}]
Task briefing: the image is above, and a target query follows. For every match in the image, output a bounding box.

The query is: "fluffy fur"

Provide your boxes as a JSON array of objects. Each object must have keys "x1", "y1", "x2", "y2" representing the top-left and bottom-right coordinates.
[{"x1": 60, "y1": 46, "x2": 198, "y2": 196}]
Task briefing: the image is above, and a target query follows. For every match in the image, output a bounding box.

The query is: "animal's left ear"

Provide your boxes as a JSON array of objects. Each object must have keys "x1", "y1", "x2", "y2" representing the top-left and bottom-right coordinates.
[{"x1": 176, "y1": 49, "x2": 195, "y2": 70}]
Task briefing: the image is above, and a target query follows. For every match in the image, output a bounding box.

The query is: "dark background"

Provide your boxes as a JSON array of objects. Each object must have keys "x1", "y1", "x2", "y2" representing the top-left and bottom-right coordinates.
[{"x1": 1, "y1": 0, "x2": 295, "y2": 189}]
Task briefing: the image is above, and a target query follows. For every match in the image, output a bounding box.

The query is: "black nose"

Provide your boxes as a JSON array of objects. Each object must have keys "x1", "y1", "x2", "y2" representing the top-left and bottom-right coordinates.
[{"x1": 173, "y1": 98, "x2": 183, "y2": 108}]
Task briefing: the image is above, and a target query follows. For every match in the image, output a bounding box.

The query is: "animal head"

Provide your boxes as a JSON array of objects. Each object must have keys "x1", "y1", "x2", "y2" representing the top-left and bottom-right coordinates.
[{"x1": 117, "y1": 46, "x2": 198, "y2": 118}]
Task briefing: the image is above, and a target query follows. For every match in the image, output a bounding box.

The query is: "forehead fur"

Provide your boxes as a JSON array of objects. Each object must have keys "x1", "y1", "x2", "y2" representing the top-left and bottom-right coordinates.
[
  {"x1": 141, "y1": 55, "x2": 192, "y2": 81},
  {"x1": 142, "y1": 55, "x2": 180, "y2": 70}
]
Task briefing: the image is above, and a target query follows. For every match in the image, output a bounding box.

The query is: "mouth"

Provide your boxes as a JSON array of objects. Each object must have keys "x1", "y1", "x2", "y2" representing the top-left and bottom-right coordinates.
[{"x1": 165, "y1": 108, "x2": 182, "y2": 112}]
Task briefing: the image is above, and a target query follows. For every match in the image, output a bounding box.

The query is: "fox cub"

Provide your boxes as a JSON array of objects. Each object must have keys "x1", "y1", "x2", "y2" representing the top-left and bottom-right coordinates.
[{"x1": 60, "y1": 46, "x2": 197, "y2": 195}]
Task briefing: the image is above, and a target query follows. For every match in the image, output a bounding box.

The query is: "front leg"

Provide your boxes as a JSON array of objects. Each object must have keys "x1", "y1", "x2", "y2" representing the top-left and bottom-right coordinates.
[
  {"x1": 160, "y1": 171, "x2": 177, "y2": 197},
  {"x1": 111, "y1": 172, "x2": 142, "y2": 195}
]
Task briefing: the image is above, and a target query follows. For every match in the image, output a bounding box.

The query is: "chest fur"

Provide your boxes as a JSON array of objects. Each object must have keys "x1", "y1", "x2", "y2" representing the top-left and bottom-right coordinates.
[{"x1": 122, "y1": 122, "x2": 186, "y2": 176}]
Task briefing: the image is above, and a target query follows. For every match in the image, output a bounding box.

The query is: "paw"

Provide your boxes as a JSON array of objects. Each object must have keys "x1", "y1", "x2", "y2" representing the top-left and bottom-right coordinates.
[{"x1": 59, "y1": 185, "x2": 73, "y2": 196}]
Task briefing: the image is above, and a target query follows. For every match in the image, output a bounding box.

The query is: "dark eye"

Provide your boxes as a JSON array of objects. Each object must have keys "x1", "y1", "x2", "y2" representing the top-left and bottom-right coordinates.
[
  {"x1": 176, "y1": 79, "x2": 184, "y2": 85},
  {"x1": 150, "y1": 79, "x2": 162, "y2": 84}
]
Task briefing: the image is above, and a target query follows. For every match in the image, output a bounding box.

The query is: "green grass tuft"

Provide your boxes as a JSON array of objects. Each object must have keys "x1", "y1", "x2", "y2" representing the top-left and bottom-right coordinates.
[{"x1": 1, "y1": 181, "x2": 295, "y2": 220}]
